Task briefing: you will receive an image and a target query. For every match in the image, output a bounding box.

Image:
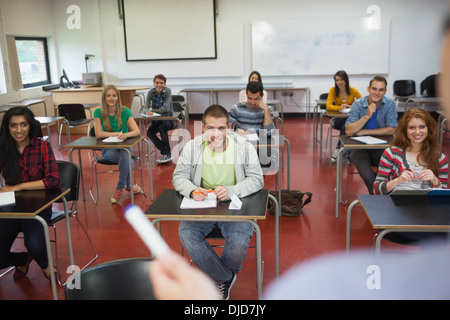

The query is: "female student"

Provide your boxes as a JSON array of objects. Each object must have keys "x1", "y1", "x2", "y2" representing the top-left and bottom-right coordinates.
[
  {"x1": 373, "y1": 108, "x2": 448, "y2": 243},
  {"x1": 374, "y1": 108, "x2": 448, "y2": 194},
  {"x1": 327, "y1": 70, "x2": 362, "y2": 162},
  {"x1": 93, "y1": 85, "x2": 142, "y2": 203},
  {"x1": 0, "y1": 107, "x2": 60, "y2": 280}
]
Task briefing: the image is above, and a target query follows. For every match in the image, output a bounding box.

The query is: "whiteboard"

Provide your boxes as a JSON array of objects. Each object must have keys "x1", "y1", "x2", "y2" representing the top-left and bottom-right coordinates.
[
  {"x1": 122, "y1": 0, "x2": 216, "y2": 61},
  {"x1": 252, "y1": 18, "x2": 390, "y2": 76}
]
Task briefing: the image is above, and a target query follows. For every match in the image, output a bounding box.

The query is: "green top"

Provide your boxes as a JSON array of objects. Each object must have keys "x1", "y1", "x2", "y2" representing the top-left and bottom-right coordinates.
[
  {"x1": 201, "y1": 137, "x2": 236, "y2": 189},
  {"x1": 93, "y1": 107, "x2": 132, "y2": 133}
]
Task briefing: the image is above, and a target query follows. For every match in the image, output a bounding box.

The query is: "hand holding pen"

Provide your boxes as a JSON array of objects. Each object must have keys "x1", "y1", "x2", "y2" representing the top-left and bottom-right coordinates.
[{"x1": 192, "y1": 185, "x2": 228, "y2": 201}]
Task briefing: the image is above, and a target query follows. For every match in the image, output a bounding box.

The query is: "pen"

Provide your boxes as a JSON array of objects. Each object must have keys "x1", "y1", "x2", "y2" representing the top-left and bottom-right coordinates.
[{"x1": 193, "y1": 189, "x2": 214, "y2": 194}]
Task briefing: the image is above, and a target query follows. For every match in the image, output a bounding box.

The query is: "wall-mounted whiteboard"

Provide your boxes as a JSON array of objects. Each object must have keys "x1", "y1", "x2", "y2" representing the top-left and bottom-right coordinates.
[
  {"x1": 252, "y1": 18, "x2": 390, "y2": 76},
  {"x1": 122, "y1": 0, "x2": 216, "y2": 61}
]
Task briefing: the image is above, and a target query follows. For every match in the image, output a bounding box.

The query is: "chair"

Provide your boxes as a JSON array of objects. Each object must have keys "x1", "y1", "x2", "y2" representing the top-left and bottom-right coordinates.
[
  {"x1": 57, "y1": 104, "x2": 93, "y2": 147},
  {"x1": 65, "y1": 258, "x2": 155, "y2": 300},
  {"x1": 393, "y1": 80, "x2": 416, "y2": 110},
  {"x1": 420, "y1": 74, "x2": 438, "y2": 97},
  {"x1": 172, "y1": 95, "x2": 186, "y2": 129},
  {"x1": 88, "y1": 127, "x2": 143, "y2": 203},
  {"x1": 50, "y1": 160, "x2": 98, "y2": 284}
]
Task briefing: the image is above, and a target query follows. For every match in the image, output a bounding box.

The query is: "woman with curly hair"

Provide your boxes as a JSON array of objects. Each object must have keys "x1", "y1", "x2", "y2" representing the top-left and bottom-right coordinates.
[{"x1": 374, "y1": 108, "x2": 448, "y2": 195}]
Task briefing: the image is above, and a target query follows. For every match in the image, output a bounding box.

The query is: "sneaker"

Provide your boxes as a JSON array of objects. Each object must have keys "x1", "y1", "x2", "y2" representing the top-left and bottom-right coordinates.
[
  {"x1": 156, "y1": 154, "x2": 172, "y2": 164},
  {"x1": 217, "y1": 273, "x2": 236, "y2": 300},
  {"x1": 126, "y1": 184, "x2": 142, "y2": 194},
  {"x1": 331, "y1": 148, "x2": 339, "y2": 163},
  {"x1": 111, "y1": 188, "x2": 124, "y2": 203}
]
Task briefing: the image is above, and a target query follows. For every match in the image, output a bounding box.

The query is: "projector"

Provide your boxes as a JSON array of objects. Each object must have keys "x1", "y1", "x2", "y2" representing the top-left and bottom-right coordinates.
[{"x1": 82, "y1": 72, "x2": 103, "y2": 86}]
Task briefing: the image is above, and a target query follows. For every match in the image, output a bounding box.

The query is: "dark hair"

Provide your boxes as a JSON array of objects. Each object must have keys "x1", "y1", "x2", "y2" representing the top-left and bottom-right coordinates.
[
  {"x1": 202, "y1": 104, "x2": 229, "y2": 124},
  {"x1": 334, "y1": 70, "x2": 350, "y2": 96},
  {"x1": 369, "y1": 75, "x2": 388, "y2": 87},
  {"x1": 248, "y1": 71, "x2": 263, "y2": 83},
  {"x1": 0, "y1": 107, "x2": 41, "y2": 185},
  {"x1": 246, "y1": 81, "x2": 264, "y2": 96},
  {"x1": 392, "y1": 108, "x2": 441, "y2": 177},
  {"x1": 153, "y1": 74, "x2": 167, "y2": 83}
]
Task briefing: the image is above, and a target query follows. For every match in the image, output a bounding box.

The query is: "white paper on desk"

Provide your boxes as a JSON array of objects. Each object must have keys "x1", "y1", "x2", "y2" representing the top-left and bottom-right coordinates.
[
  {"x1": 229, "y1": 194, "x2": 242, "y2": 210},
  {"x1": 350, "y1": 136, "x2": 387, "y2": 145},
  {"x1": 140, "y1": 112, "x2": 161, "y2": 118},
  {"x1": 180, "y1": 193, "x2": 217, "y2": 209},
  {"x1": 338, "y1": 108, "x2": 351, "y2": 114},
  {"x1": 0, "y1": 191, "x2": 15, "y2": 206},
  {"x1": 102, "y1": 136, "x2": 124, "y2": 143}
]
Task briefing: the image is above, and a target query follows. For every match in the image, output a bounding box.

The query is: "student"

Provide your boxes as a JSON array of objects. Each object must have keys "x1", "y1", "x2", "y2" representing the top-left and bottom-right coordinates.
[
  {"x1": 172, "y1": 104, "x2": 264, "y2": 299},
  {"x1": 238, "y1": 71, "x2": 268, "y2": 103},
  {"x1": 374, "y1": 108, "x2": 448, "y2": 195},
  {"x1": 0, "y1": 107, "x2": 60, "y2": 280},
  {"x1": 327, "y1": 70, "x2": 362, "y2": 162},
  {"x1": 141, "y1": 74, "x2": 175, "y2": 164},
  {"x1": 345, "y1": 76, "x2": 398, "y2": 194},
  {"x1": 230, "y1": 81, "x2": 274, "y2": 134},
  {"x1": 93, "y1": 85, "x2": 142, "y2": 203}
]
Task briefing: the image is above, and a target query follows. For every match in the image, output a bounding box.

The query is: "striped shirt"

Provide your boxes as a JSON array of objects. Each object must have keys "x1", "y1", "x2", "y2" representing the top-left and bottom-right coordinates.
[
  {"x1": 373, "y1": 146, "x2": 448, "y2": 194},
  {"x1": 229, "y1": 102, "x2": 275, "y2": 132}
]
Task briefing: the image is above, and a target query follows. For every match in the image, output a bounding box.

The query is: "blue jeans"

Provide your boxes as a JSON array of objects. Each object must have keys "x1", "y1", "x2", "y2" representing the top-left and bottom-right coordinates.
[
  {"x1": 349, "y1": 149, "x2": 384, "y2": 194},
  {"x1": 101, "y1": 148, "x2": 134, "y2": 189},
  {"x1": 179, "y1": 221, "x2": 254, "y2": 283}
]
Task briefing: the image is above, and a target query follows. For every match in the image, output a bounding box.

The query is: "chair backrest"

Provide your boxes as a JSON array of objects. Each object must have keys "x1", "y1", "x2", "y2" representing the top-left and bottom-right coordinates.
[
  {"x1": 173, "y1": 101, "x2": 184, "y2": 113},
  {"x1": 319, "y1": 93, "x2": 328, "y2": 100},
  {"x1": 56, "y1": 160, "x2": 80, "y2": 202},
  {"x1": 65, "y1": 258, "x2": 155, "y2": 300},
  {"x1": 172, "y1": 95, "x2": 185, "y2": 102},
  {"x1": 58, "y1": 104, "x2": 87, "y2": 121},
  {"x1": 420, "y1": 74, "x2": 437, "y2": 97},
  {"x1": 393, "y1": 80, "x2": 416, "y2": 97}
]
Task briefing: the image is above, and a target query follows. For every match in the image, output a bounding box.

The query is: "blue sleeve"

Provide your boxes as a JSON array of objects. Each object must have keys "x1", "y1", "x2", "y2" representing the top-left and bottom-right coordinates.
[{"x1": 384, "y1": 100, "x2": 398, "y2": 128}]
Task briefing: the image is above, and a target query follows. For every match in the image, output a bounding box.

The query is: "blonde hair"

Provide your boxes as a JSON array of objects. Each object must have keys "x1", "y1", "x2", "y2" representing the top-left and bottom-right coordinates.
[{"x1": 100, "y1": 84, "x2": 124, "y2": 132}]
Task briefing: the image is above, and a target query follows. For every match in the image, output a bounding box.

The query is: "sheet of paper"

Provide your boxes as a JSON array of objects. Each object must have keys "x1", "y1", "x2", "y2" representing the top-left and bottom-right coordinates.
[
  {"x1": 229, "y1": 193, "x2": 242, "y2": 210},
  {"x1": 180, "y1": 193, "x2": 217, "y2": 209},
  {"x1": 0, "y1": 191, "x2": 15, "y2": 206},
  {"x1": 350, "y1": 136, "x2": 387, "y2": 145},
  {"x1": 102, "y1": 136, "x2": 124, "y2": 143},
  {"x1": 338, "y1": 108, "x2": 351, "y2": 114},
  {"x1": 140, "y1": 112, "x2": 161, "y2": 118}
]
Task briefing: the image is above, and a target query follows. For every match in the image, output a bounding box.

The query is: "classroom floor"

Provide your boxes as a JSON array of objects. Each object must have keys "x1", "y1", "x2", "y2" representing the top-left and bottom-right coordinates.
[{"x1": 1, "y1": 115, "x2": 449, "y2": 300}]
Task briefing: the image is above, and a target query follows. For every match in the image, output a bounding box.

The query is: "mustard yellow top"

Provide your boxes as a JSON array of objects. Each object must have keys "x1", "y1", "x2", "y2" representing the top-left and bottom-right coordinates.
[{"x1": 326, "y1": 86, "x2": 362, "y2": 111}]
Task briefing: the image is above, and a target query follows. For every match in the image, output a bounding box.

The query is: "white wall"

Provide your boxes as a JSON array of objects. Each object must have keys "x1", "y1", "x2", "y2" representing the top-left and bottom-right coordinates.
[{"x1": 0, "y1": 0, "x2": 448, "y2": 114}]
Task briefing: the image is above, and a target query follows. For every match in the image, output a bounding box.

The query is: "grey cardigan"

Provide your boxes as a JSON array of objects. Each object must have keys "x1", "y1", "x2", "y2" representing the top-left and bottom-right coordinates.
[{"x1": 172, "y1": 132, "x2": 264, "y2": 200}]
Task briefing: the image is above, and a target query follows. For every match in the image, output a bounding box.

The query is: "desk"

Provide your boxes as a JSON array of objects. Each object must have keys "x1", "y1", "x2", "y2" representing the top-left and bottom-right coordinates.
[
  {"x1": 180, "y1": 86, "x2": 311, "y2": 119},
  {"x1": 145, "y1": 189, "x2": 279, "y2": 300},
  {"x1": 64, "y1": 136, "x2": 154, "y2": 202},
  {"x1": 2, "y1": 98, "x2": 48, "y2": 116},
  {"x1": 404, "y1": 97, "x2": 441, "y2": 112},
  {"x1": 35, "y1": 116, "x2": 68, "y2": 146},
  {"x1": 313, "y1": 99, "x2": 327, "y2": 145},
  {"x1": 50, "y1": 86, "x2": 150, "y2": 113},
  {"x1": 346, "y1": 195, "x2": 450, "y2": 255},
  {"x1": 0, "y1": 188, "x2": 73, "y2": 300},
  {"x1": 335, "y1": 135, "x2": 393, "y2": 218}
]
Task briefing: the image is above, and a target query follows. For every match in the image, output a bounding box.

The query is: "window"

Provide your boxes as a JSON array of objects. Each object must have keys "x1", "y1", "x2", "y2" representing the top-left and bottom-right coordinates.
[{"x1": 14, "y1": 37, "x2": 51, "y2": 88}]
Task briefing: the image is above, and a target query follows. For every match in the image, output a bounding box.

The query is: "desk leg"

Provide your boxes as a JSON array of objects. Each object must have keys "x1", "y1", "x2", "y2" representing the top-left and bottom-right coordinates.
[
  {"x1": 335, "y1": 147, "x2": 344, "y2": 218},
  {"x1": 346, "y1": 199, "x2": 360, "y2": 255},
  {"x1": 143, "y1": 138, "x2": 154, "y2": 200},
  {"x1": 124, "y1": 148, "x2": 134, "y2": 204},
  {"x1": 269, "y1": 194, "x2": 280, "y2": 281}
]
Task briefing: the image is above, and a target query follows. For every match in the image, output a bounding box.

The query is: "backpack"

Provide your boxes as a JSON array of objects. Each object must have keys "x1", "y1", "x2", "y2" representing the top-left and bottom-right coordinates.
[{"x1": 268, "y1": 190, "x2": 312, "y2": 217}]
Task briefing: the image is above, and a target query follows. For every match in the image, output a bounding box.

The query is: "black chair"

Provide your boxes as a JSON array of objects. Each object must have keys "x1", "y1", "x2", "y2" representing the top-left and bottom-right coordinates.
[
  {"x1": 65, "y1": 258, "x2": 155, "y2": 300},
  {"x1": 88, "y1": 127, "x2": 143, "y2": 203},
  {"x1": 172, "y1": 95, "x2": 186, "y2": 129},
  {"x1": 50, "y1": 160, "x2": 98, "y2": 284},
  {"x1": 420, "y1": 74, "x2": 438, "y2": 97},
  {"x1": 57, "y1": 104, "x2": 93, "y2": 147},
  {"x1": 393, "y1": 80, "x2": 416, "y2": 110}
]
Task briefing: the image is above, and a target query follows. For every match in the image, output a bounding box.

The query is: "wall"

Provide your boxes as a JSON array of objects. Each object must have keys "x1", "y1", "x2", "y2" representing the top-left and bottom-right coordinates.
[{"x1": 0, "y1": 0, "x2": 448, "y2": 115}]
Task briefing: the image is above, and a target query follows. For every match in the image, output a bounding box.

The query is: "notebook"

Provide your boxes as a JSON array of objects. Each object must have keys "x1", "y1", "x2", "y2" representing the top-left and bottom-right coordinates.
[
  {"x1": 180, "y1": 193, "x2": 217, "y2": 209},
  {"x1": 0, "y1": 191, "x2": 15, "y2": 206},
  {"x1": 350, "y1": 136, "x2": 387, "y2": 145}
]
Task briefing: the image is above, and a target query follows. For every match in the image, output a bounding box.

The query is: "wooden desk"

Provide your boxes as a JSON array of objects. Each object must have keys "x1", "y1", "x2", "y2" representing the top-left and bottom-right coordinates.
[
  {"x1": 145, "y1": 189, "x2": 278, "y2": 299},
  {"x1": 0, "y1": 188, "x2": 73, "y2": 300},
  {"x1": 346, "y1": 194, "x2": 450, "y2": 254},
  {"x1": 64, "y1": 136, "x2": 154, "y2": 202},
  {"x1": 50, "y1": 86, "x2": 150, "y2": 113},
  {"x1": 335, "y1": 135, "x2": 393, "y2": 218}
]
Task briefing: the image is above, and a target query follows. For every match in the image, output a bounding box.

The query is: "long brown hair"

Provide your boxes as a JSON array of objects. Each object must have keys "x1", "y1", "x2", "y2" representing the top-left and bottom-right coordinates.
[
  {"x1": 100, "y1": 84, "x2": 124, "y2": 132},
  {"x1": 392, "y1": 108, "x2": 441, "y2": 176}
]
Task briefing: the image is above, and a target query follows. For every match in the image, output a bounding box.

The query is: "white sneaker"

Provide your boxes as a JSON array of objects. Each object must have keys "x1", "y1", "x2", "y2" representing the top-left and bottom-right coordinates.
[
  {"x1": 331, "y1": 148, "x2": 340, "y2": 162},
  {"x1": 156, "y1": 154, "x2": 172, "y2": 164}
]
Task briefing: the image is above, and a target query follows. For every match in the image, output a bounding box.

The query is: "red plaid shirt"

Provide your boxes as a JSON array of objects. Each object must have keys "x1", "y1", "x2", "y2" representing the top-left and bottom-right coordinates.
[{"x1": 16, "y1": 137, "x2": 60, "y2": 189}]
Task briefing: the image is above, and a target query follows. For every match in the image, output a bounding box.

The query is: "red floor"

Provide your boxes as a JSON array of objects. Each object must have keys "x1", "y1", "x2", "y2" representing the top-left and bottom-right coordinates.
[{"x1": 1, "y1": 116, "x2": 447, "y2": 300}]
